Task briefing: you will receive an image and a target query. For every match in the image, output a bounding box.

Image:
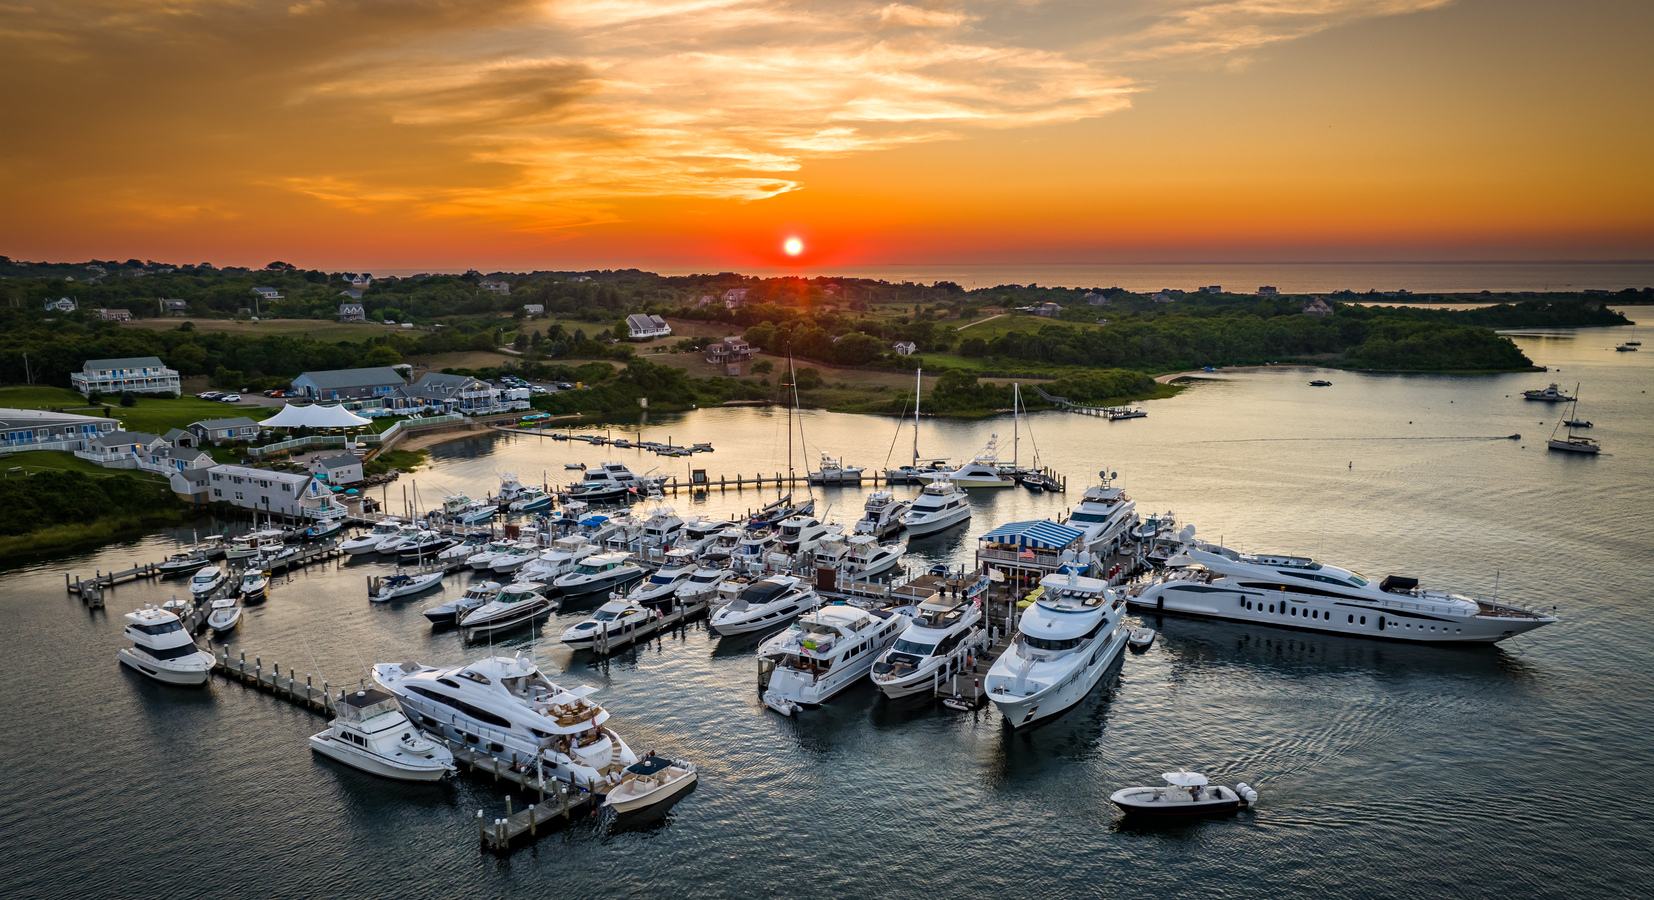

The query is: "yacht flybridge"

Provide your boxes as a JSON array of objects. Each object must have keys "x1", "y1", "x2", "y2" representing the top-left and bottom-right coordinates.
[
  {"x1": 1061, "y1": 471, "x2": 1138, "y2": 557},
  {"x1": 918, "y1": 436, "x2": 1016, "y2": 488},
  {"x1": 761, "y1": 603, "x2": 916, "y2": 714},
  {"x1": 854, "y1": 490, "x2": 911, "y2": 539},
  {"x1": 985, "y1": 572, "x2": 1128, "y2": 728},
  {"x1": 1127, "y1": 547, "x2": 1557, "y2": 643},
  {"x1": 871, "y1": 591, "x2": 987, "y2": 699},
  {"x1": 373, "y1": 654, "x2": 639, "y2": 787},
  {"x1": 900, "y1": 478, "x2": 971, "y2": 537},
  {"x1": 118, "y1": 606, "x2": 215, "y2": 686}
]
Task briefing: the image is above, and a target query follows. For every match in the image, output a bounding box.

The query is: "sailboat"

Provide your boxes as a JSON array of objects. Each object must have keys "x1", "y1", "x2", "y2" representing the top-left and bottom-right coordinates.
[
  {"x1": 1548, "y1": 384, "x2": 1601, "y2": 454},
  {"x1": 883, "y1": 368, "x2": 949, "y2": 484},
  {"x1": 751, "y1": 350, "x2": 817, "y2": 528}
]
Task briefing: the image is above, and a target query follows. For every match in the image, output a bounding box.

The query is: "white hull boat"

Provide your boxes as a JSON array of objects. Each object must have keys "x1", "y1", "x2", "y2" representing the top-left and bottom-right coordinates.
[
  {"x1": 118, "y1": 605, "x2": 214, "y2": 686},
  {"x1": 709, "y1": 576, "x2": 818, "y2": 636},
  {"x1": 986, "y1": 573, "x2": 1128, "y2": 728},
  {"x1": 309, "y1": 688, "x2": 454, "y2": 782},
  {"x1": 762, "y1": 604, "x2": 915, "y2": 712},
  {"x1": 603, "y1": 757, "x2": 697, "y2": 813},
  {"x1": 872, "y1": 592, "x2": 987, "y2": 699},
  {"x1": 188, "y1": 566, "x2": 226, "y2": 599},
  {"x1": 207, "y1": 597, "x2": 243, "y2": 633},
  {"x1": 371, "y1": 570, "x2": 445, "y2": 603},
  {"x1": 460, "y1": 583, "x2": 556, "y2": 632},
  {"x1": 901, "y1": 479, "x2": 971, "y2": 537}
]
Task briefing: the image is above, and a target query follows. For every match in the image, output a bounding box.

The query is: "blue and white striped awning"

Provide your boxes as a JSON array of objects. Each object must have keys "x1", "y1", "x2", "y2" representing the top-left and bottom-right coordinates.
[{"x1": 977, "y1": 519, "x2": 1084, "y2": 550}]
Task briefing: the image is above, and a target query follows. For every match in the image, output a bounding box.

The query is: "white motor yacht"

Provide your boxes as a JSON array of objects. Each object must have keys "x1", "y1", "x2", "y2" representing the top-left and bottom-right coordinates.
[
  {"x1": 310, "y1": 688, "x2": 456, "y2": 782},
  {"x1": 709, "y1": 575, "x2": 819, "y2": 636},
  {"x1": 560, "y1": 598, "x2": 658, "y2": 650},
  {"x1": 871, "y1": 591, "x2": 987, "y2": 699},
  {"x1": 1061, "y1": 471, "x2": 1139, "y2": 557},
  {"x1": 370, "y1": 569, "x2": 446, "y2": 603},
  {"x1": 1523, "y1": 383, "x2": 1574, "y2": 402},
  {"x1": 901, "y1": 478, "x2": 971, "y2": 537},
  {"x1": 553, "y1": 552, "x2": 645, "y2": 596},
  {"x1": 423, "y1": 581, "x2": 502, "y2": 626},
  {"x1": 207, "y1": 596, "x2": 242, "y2": 633},
  {"x1": 677, "y1": 517, "x2": 729, "y2": 556},
  {"x1": 917, "y1": 436, "x2": 1016, "y2": 488},
  {"x1": 490, "y1": 542, "x2": 542, "y2": 574},
  {"x1": 730, "y1": 526, "x2": 777, "y2": 574},
  {"x1": 188, "y1": 565, "x2": 226, "y2": 599},
  {"x1": 639, "y1": 506, "x2": 685, "y2": 549},
  {"x1": 985, "y1": 572, "x2": 1128, "y2": 728},
  {"x1": 225, "y1": 528, "x2": 285, "y2": 560},
  {"x1": 158, "y1": 550, "x2": 212, "y2": 576},
  {"x1": 437, "y1": 532, "x2": 494, "y2": 565},
  {"x1": 375, "y1": 525, "x2": 424, "y2": 554},
  {"x1": 1127, "y1": 547, "x2": 1558, "y2": 643},
  {"x1": 509, "y1": 486, "x2": 556, "y2": 513},
  {"x1": 496, "y1": 473, "x2": 528, "y2": 504},
  {"x1": 761, "y1": 603, "x2": 916, "y2": 714},
  {"x1": 808, "y1": 452, "x2": 865, "y2": 485},
  {"x1": 627, "y1": 548, "x2": 698, "y2": 605},
  {"x1": 239, "y1": 568, "x2": 269, "y2": 604},
  {"x1": 459, "y1": 582, "x2": 556, "y2": 633},
  {"x1": 519, "y1": 536, "x2": 599, "y2": 584},
  {"x1": 677, "y1": 564, "x2": 734, "y2": 608},
  {"x1": 342, "y1": 521, "x2": 403, "y2": 555},
  {"x1": 603, "y1": 756, "x2": 698, "y2": 813},
  {"x1": 118, "y1": 605, "x2": 214, "y2": 686},
  {"x1": 702, "y1": 528, "x2": 743, "y2": 564},
  {"x1": 374, "y1": 654, "x2": 639, "y2": 787},
  {"x1": 394, "y1": 531, "x2": 453, "y2": 563},
  {"x1": 466, "y1": 539, "x2": 519, "y2": 569},
  {"x1": 438, "y1": 493, "x2": 497, "y2": 526},
  {"x1": 775, "y1": 515, "x2": 835, "y2": 557},
  {"x1": 854, "y1": 490, "x2": 911, "y2": 539},
  {"x1": 844, "y1": 533, "x2": 906, "y2": 579},
  {"x1": 564, "y1": 461, "x2": 656, "y2": 503}
]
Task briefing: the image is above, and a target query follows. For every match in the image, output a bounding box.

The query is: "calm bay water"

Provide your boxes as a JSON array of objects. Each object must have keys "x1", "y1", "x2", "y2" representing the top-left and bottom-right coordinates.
[{"x1": 3, "y1": 323, "x2": 1651, "y2": 899}]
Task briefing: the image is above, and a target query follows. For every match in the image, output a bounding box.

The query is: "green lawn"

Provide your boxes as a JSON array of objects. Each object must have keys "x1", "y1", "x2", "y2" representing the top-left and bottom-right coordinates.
[
  {"x1": 0, "y1": 450, "x2": 170, "y2": 482},
  {"x1": 0, "y1": 384, "x2": 274, "y2": 436}
]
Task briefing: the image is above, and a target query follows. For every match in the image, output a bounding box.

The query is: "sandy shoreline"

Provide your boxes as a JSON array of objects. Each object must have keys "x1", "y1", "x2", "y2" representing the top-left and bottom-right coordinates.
[{"x1": 1153, "y1": 364, "x2": 1315, "y2": 384}]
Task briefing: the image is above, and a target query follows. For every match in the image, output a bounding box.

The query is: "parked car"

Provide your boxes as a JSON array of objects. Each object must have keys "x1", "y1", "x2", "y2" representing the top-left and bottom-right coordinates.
[
  {"x1": 557, "y1": 382, "x2": 573, "y2": 389},
  {"x1": 196, "y1": 391, "x2": 221, "y2": 400},
  {"x1": 531, "y1": 386, "x2": 548, "y2": 394},
  {"x1": 218, "y1": 393, "x2": 241, "y2": 403}
]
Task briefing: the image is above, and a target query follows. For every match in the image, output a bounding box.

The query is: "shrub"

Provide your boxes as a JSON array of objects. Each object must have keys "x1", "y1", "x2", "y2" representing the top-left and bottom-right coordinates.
[{"x1": 119, "y1": 390, "x2": 136, "y2": 407}]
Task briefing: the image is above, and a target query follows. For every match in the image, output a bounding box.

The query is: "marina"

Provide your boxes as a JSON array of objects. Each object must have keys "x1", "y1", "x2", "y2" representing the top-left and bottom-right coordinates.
[{"x1": 3, "y1": 322, "x2": 1650, "y2": 899}]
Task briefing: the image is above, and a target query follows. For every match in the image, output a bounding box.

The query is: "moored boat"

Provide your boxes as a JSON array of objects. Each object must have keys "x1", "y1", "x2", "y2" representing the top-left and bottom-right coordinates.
[
  {"x1": 117, "y1": 605, "x2": 214, "y2": 686},
  {"x1": 1109, "y1": 771, "x2": 1257, "y2": 818},
  {"x1": 309, "y1": 688, "x2": 455, "y2": 782},
  {"x1": 602, "y1": 756, "x2": 697, "y2": 813}
]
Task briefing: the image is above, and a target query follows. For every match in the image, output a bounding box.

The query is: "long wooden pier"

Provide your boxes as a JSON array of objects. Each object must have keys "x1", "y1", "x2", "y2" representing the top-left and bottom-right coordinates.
[
  {"x1": 448, "y1": 742, "x2": 597, "y2": 850},
  {"x1": 212, "y1": 645, "x2": 340, "y2": 715}
]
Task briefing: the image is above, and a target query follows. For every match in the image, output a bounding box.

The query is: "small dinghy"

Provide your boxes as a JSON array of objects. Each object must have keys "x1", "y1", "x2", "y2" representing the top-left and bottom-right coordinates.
[
  {"x1": 602, "y1": 755, "x2": 697, "y2": 813},
  {"x1": 1110, "y1": 771, "x2": 1257, "y2": 818},
  {"x1": 1127, "y1": 627, "x2": 1156, "y2": 651},
  {"x1": 161, "y1": 595, "x2": 192, "y2": 617}
]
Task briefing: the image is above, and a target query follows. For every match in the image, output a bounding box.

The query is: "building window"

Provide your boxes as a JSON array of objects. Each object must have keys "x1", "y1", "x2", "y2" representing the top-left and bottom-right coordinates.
[{"x1": 234, "y1": 491, "x2": 243, "y2": 501}]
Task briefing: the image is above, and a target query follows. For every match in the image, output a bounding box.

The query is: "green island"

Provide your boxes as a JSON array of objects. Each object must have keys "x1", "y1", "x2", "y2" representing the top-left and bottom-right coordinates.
[{"x1": 0, "y1": 258, "x2": 1640, "y2": 426}]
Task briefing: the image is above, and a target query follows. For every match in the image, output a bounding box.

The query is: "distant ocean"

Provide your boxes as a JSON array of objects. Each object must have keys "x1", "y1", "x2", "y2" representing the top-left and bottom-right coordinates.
[{"x1": 379, "y1": 260, "x2": 1654, "y2": 293}]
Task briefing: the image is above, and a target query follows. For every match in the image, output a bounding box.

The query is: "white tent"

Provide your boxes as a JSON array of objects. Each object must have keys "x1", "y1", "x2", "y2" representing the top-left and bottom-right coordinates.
[{"x1": 262, "y1": 403, "x2": 373, "y2": 429}]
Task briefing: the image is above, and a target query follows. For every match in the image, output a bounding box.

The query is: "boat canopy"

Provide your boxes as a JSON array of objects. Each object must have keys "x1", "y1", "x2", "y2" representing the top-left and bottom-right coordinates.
[
  {"x1": 1163, "y1": 771, "x2": 1208, "y2": 786},
  {"x1": 978, "y1": 519, "x2": 1084, "y2": 550}
]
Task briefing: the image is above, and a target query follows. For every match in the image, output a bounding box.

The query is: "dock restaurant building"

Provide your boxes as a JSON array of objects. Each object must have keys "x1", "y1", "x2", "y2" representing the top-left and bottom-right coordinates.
[{"x1": 1, "y1": 408, "x2": 121, "y2": 452}]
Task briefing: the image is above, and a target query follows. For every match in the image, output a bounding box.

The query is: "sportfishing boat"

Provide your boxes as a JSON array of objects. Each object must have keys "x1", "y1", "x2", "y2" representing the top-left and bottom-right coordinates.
[
  {"x1": 603, "y1": 756, "x2": 698, "y2": 813},
  {"x1": 677, "y1": 564, "x2": 734, "y2": 608},
  {"x1": 1132, "y1": 547, "x2": 1558, "y2": 642},
  {"x1": 395, "y1": 531, "x2": 453, "y2": 563},
  {"x1": 206, "y1": 596, "x2": 242, "y2": 634},
  {"x1": 746, "y1": 493, "x2": 815, "y2": 531},
  {"x1": 157, "y1": 551, "x2": 212, "y2": 576},
  {"x1": 298, "y1": 517, "x2": 345, "y2": 541},
  {"x1": 843, "y1": 533, "x2": 906, "y2": 579},
  {"x1": 509, "y1": 485, "x2": 556, "y2": 513},
  {"x1": 459, "y1": 582, "x2": 556, "y2": 632},
  {"x1": 373, "y1": 654, "x2": 640, "y2": 787},
  {"x1": 519, "y1": 536, "x2": 600, "y2": 584},
  {"x1": 775, "y1": 515, "x2": 836, "y2": 558},
  {"x1": 496, "y1": 473, "x2": 529, "y2": 504},
  {"x1": 808, "y1": 452, "x2": 865, "y2": 485},
  {"x1": 627, "y1": 548, "x2": 699, "y2": 605},
  {"x1": 871, "y1": 591, "x2": 987, "y2": 699},
  {"x1": 702, "y1": 528, "x2": 744, "y2": 564},
  {"x1": 370, "y1": 569, "x2": 445, "y2": 603},
  {"x1": 309, "y1": 688, "x2": 455, "y2": 782},
  {"x1": 117, "y1": 605, "x2": 214, "y2": 686},
  {"x1": 188, "y1": 565, "x2": 226, "y2": 599},
  {"x1": 1061, "y1": 471, "x2": 1139, "y2": 558},
  {"x1": 900, "y1": 478, "x2": 971, "y2": 537},
  {"x1": 854, "y1": 490, "x2": 911, "y2": 539},
  {"x1": 760, "y1": 603, "x2": 916, "y2": 714},
  {"x1": 342, "y1": 520, "x2": 403, "y2": 555},
  {"x1": 985, "y1": 572, "x2": 1128, "y2": 728},
  {"x1": 490, "y1": 542, "x2": 542, "y2": 574},
  {"x1": 239, "y1": 568, "x2": 269, "y2": 604},
  {"x1": 560, "y1": 598, "x2": 657, "y2": 650},
  {"x1": 1548, "y1": 384, "x2": 1601, "y2": 454},
  {"x1": 438, "y1": 494, "x2": 496, "y2": 526},
  {"x1": 1523, "y1": 383, "x2": 1574, "y2": 402},
  {"x1": 552, "y1": 552, "x2": 644, "y2": 596},
  {"x1": 226, "y1": 528, "x2": 285, "y2": 560},
  {"x1": 437, "y1": 532, "x2": 494, "y2": 565},
  {"x1": 730, "y1": 526, "x2": 778, "y2": 574},
  {"x1": 639, "y1": 506, "x2": 686, "y2": 549},
  {"x1": 1110, "y1": 772, "x2": 1257, "y2": 818},
  {"x1": 564, "y1": 462, "x2": 655, "y2": 503},
  {"x1": 422, "y1": 580, "x2": 502, "y2": 626},
  {"x1": 917, "y1": 436, "x2": 1016, "y2": 488},
  {"x1": 671, "y1": 516, "x2": 728, "y2": 556},
  {"x1": 709, "y1": 575, "x2": 818, "y2": 636}
]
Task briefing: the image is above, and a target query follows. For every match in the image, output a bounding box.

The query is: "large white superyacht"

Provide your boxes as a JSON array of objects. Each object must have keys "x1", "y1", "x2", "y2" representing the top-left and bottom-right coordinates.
[
  {"x1": 1060, "y1": 471, "x2": 1138, "y2": 557},
  {"x1": 374, "y1": 654, "x2": 639, "y2": 787},
  {"x1": 985, "y1": 572, "x2": 1128, "y2": 728},
  {"x1": 1127, "y1": 547, "x2": 1557, "y2": 643}
]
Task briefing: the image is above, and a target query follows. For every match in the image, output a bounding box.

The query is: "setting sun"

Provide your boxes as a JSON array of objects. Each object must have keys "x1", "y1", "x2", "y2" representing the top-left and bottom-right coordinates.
[{"x1": 783, "y1": 237, "x2": 803, "y2": 256}]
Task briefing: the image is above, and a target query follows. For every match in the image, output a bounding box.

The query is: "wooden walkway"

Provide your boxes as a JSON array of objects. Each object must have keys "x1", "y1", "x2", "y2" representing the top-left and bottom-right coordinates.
[
  {"x1": 448, "y1": 742, "x2": 597, "y2": 850},
  {"x1": 211, "y1": 646, "x2": 339, "y2": 715},
  {"x1": 1030, "y1": 385, "x2": 1146, "y2": 420},
  {"x1": 585, "y1": 597, "x2": 710, "y2": 656}
]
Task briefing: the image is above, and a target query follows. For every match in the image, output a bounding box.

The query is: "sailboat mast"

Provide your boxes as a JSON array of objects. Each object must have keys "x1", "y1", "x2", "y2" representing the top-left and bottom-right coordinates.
[
  {"x1": 913, "y1": 367, "x2": 921, "y2": 467},
  {"x1": 1012, "y1": 383, "x2": 1020, "y2": 469}
]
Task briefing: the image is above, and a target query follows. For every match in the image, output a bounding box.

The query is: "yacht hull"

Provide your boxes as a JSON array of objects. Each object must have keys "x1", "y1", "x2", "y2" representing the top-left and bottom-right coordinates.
[
  {"x1": 118, "y1": 648, "x2": 213, "y2": 686},
  {"x1": 1128, "y1": 583, "x2": 1553, "y2": 643},
  {"x1": 309, "y1": 734, "x2": 450, "y2": 782},
  {"x1": 988, "y1": 629, "x2": 1127, "y2": 729},
  {"x1": 902, "y1": 507, "x2": 971, "y2": 537}
]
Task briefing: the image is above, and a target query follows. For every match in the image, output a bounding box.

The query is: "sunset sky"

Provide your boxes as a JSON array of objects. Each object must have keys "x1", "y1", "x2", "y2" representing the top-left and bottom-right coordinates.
[{"x1": 1, "y1": 0, "x2": 1649, "y2": 270}]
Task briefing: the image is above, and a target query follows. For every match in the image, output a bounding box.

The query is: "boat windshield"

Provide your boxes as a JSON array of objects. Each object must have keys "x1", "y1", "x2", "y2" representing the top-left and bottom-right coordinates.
[
  {"x1": 648, "y1": 574, "x2": 678, "y2": 585},
  {"x1": 593, "y1": 609, "x2": 623, "y2": 621},
  {"x1": 1067, "y1": 511, "x2": 1113, "y2": 524},
  {"x1": 890, "y1": 638, "x2": 936, "y2": 657},
  {"x1": 132, "y1": 620, "x2": 184, "y2": 636},
  {"x1": 1023, "y1": 634, "x2": 1084, "y2": 652}
]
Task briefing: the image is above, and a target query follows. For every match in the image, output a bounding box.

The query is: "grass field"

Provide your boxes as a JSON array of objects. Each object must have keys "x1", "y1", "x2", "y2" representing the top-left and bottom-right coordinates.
[
  {"x1": 0, "y1": 385, "x2": 272, "y2": 435},
  {"x1": 0, "y1": 450, "x2": 170, "y2": 482},
  {"x1": 413, "y1": 350, "x2": 518, "y2": 371},
  {"x1": 122, "y1": 318, "x2": 403, "y2": 341}
]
